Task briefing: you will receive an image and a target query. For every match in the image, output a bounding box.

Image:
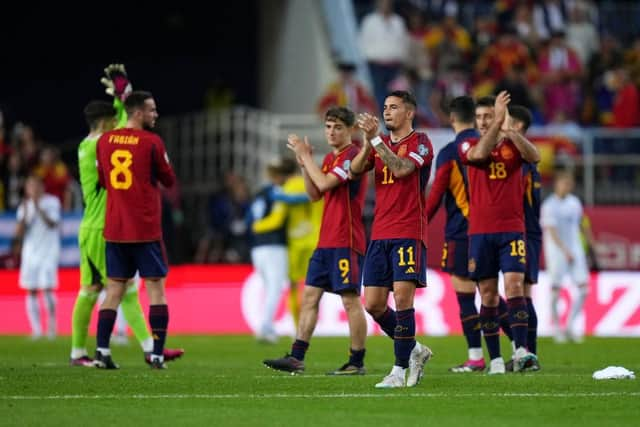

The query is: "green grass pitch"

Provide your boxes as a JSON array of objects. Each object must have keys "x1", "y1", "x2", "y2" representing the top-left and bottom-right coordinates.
[{"x1": 1, "y1": 335, "x2": 638, "y2": 427}]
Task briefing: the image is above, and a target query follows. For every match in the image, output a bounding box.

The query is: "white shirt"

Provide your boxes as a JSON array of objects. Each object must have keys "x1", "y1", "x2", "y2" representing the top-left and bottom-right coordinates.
[
  {"x1": 359, "y1": 12, "x2": 409, "y2": 64},
  {"x1": 17, "y1": 194, "x2": 61, "y2": 264},
  {"x1": 540, "y1": 193, "x2": 584, "y2": 256}
]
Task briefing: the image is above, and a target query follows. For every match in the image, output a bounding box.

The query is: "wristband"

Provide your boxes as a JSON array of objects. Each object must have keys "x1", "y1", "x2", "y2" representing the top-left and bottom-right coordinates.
[{"x1": 370, "y1": 136, "x2": 384, "y2": 147}]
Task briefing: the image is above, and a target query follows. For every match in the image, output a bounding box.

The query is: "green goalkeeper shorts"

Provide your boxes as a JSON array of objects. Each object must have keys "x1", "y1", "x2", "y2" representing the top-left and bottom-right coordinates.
[{"x1": 78, "y1": 227, "x2": 106, "y2": 287}]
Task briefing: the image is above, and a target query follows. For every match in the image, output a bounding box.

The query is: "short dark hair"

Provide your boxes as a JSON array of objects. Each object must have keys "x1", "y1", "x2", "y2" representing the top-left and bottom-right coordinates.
[
  {"x1": 475, "y1": 96, "x2": 495, "y2": 108},
  {"x1": 508, "y1": 105, "x2": 533, "y2": 132},
  {"x1": 124, "y1": 90, "x2": 153, "y2": 114},
  {"x1": 83, "y1": 100, "x2": 116, "y2": 128},
  {"x1": 448, "y1": 96, "x2": 475, "y2": 124},
  {"x1": 325, "y1": 107, "x2": 355, "y2": 127},
  {"x1": 386, "y1": 90, "x2": 417, "y2": 109}
]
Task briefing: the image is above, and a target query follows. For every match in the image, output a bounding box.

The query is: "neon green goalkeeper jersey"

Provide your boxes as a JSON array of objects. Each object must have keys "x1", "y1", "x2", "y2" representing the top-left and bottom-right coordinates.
[{"x1": 78, "y1": 98, "x2": 127, "y2": 230}]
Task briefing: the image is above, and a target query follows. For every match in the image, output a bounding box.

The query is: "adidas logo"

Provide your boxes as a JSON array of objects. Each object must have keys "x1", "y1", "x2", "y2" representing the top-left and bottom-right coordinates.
[{"x1": 405, "y1": 267, "x2": 415, "y2": 273}]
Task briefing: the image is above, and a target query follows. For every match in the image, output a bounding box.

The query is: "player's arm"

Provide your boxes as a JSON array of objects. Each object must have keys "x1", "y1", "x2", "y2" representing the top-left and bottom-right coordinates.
[
  {"x1": 370, "y1": 137, "x2": 416, "y2": 178},
  {"x1": 252, "y1": 201, "x2": 287, "y2": 233},
  {"x1": 426, "y1": 152, "x2": 452, "y2": 222},
  {"x1": 113, "y1": 98, "x2": 128, "y2": 129},
  {"x1": 301, "y1": 168, "x2": 323, "y2": 202},
  {"x1": 349, "y1": 113, "x2": 378, "y2": 176},
  {"x1": 153, "y1": 137, "x2": 176, "y2": 187},
  {"x1": 287, "y1": 134, "x2": 341, "y2": 195},
  {"x1": 271, "y1": 187, "x2": 309, "y2": 204},
  {"x1": 14, "y1": 204, "x2": 27, "y2": 241},
  {"x1": 466, "y1": 91, "x2": 510, "y2": 162},
  {"x1": 35, "y1": 197, "x2": 60, "y2": 229},
  {"x1": 503, "y1": 129, "x2": 540, "y2": 163}
]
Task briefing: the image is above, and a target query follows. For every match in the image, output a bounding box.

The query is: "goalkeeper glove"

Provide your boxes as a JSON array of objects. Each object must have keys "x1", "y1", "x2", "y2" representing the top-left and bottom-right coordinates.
[{"x1": 100, "y1": 63, "x2": 132, "y2": 101}]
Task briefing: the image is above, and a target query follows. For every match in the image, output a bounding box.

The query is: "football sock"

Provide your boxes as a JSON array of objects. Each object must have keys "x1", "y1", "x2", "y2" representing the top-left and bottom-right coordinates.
[
  {"x1": 288, "y1": 283, "x2": 300, "y2": 330},
  {"x1": 120, "y1": 286, "x2": 153, "y2": 347},
  {"x1": 526, "y1": 297, "x2": 538, "y2": 355},
  {"x1": 44, "y1": 290, "x2": 56, "y2": 337},
  {"x1": 568, "y1": 286, "x2": 588, "y2": 333},
  {"x1": 348, "y1": 348, "x2": 366, "y2": 367},
  {"x1": 480, "y1": 305, "x2": 501, "y2": 360},
  {"x1": 71, "y1": 289, "x2": 99, "y2": 353},
  {"x1": 25, "y1": 293, "x2": 42, "y2": 337},
  {"x1": 498, "y1": 297, "x2": 513, "y2": 341},
  {"x1": 374, "y1": 306, "x2": 397, "y2": 338},
  {"x1": 149, "y1": 304, "x2": 169, "y2": 356},
  {"x1": 394, "y1": 308, "x2": 416, "y2": 369},
  {"x1": 456, "y1": 292, "x2": 482, "y2": 350},
  {"x1": 507, "y1": 297, "x2": 529, "y2": 349},
  {"x1": 291, "y1": 339, "x2": 309, "y2": 361},
  {"x1": 97, "y1": 309, "x2": 117, "y2": 349}
]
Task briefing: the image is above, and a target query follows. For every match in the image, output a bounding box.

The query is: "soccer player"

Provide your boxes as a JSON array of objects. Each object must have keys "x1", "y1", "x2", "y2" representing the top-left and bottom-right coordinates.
[
  {"x1": 93, "y1": 90, "x2": 176, "y2": 369},
  {"x1": 263, "y1": 107, "x2": 368, "y2": 375},
  {"x1": 70, "y1": 64, "x2": 183, "y2": 366},
  {"x1": 269, "y1": 171, "x2": 323, "y2": 330},
  {"x1": 541, "y1": 169, "x2": 589, "y2": 343},
  {"x1": 425, "y1": 96, "x2": 485, "y2": 373},
  {"x1": 459, "y1": 91, "x2": 540, "y2": 374},
  {"x1": 16, "y1": 175, "x2": 61, "y2": 340},
  {"x1": 350, "y1": 90, "x2": 434, "y2": 388},
  {"x1": 505, "y1": 106, "x2": 542, "y2": 372},
  {"x1": 249, "y1": 157, "x2": 297, "y2": 344}
]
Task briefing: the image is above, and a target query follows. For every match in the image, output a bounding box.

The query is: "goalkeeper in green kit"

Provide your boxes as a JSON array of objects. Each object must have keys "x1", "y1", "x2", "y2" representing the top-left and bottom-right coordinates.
[{"x1": 69, "y1": 64, "x2": 184, "y2": 366}]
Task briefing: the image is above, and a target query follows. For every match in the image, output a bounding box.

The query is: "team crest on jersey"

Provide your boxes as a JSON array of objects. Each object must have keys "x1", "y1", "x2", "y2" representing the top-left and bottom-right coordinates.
[
  {"x1": 468, "y1": 258, "x2": 476, "y2": 273},
  {"x1": 342, "y1": 160, "x2": 351, "y2": 171},
  {"x1": 500, "y1": 144, "x2": 514, "y2": 160},
  {"x1": 397, "y1": 145, "x2": 407, "y2": 157},
  {"x1": 322, "y1": 165, "x2": 328, "y2": 172},
  {"x1": 418, "y1": 144, "x2": 429, "y2": 156}
]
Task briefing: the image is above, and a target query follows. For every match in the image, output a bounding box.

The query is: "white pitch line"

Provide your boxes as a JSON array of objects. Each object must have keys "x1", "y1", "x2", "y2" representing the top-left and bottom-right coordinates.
[{"x1": 2, "y1": 392, "x2": 639, "y2": 400}]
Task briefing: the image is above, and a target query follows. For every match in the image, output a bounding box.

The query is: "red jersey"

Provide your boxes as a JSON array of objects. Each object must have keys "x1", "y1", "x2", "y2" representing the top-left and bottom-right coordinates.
[
  {"x1": 318, "y1": 144, "x2": 367, "y2": 254},
  {"x1": 366, "y1": 132, "x2": 433, "y2": 245},
  {"x1": 459, "y1": 137, "x2": 525, "y2": 234},
  {"x1": 97, "y1": 128, "x2": 176, "y2": 242}
]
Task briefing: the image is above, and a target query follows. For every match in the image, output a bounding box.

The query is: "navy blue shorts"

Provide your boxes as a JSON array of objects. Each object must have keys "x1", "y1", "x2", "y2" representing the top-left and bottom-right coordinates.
[
  {"x1": 441, "y1": 239, "x2": 469, "y2": 278},
  {"x1": 106, "y1": 241, "x2": 168, "y2": 280},
  {"x1": 306, "y1": 248, "x2": 363, "y2": 294},
  {"x1": 468, "y1": 232, "x2": 526, "y2": 281},
  {"x1": 525, "y1": 237, "x2": 541, "y2": 285},
  {"x1": 362, "y1": 239, "x2": 427, "y2": 288}
]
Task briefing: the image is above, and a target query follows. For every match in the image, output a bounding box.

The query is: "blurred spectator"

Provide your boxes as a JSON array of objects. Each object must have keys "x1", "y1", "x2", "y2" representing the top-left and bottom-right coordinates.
[
  {"x1": 493, "y1": 62, "x2": 538, "y2": 117},
  {"x1": 405, "y1": 10, "x2": 434, "y2": 110},
  {"x1": 566, "y1": 1, "x2": 599, "y2": 67},
  {"x1": 624, "y1": 35, "x2": 640, "y2": 88},
  {"x1": 583, "y1": 33, "x2": 623, "y2": 125},
  {"x1": 4, "y1": 152, "x2": 25, "y2": 211},
  {"x1": 513, "y1": 2, "x2": 541, "y2": 49},
  {"x1": 471, "y1": 12, "x2": 498, "y2": 53},
  {"x1": 429, "y1": 63, "x2": 471, "y2": 125},
  {"x1": 32, "y1": 146, "x2": 73, "y2": 211},
  {"x1": 14, "y1": 123, "x2": 39, "y2": 172},
  {"x1": 316, "y1": 61, "x2": 378, "y2": 117},
  {"x1": 474, "y1": 26, "x2": 537, "y2": 85},
  {"x1": 359, "y1": 0, "x2": 410, "y2": 109},
  {"x1": 533, "y1": 0, "x2": 569, "y2": 42},
  {"x1": 605, "y1": 67, "x2": 640, "y2": 128},
  {"x1": 424, "y1": 8, "x2": 472, "y2": 76},
  {"x1": 161, "y1": 181, "x2": 185, "y2": 264},
  {"x1": 538, "y1": 31, "x2": 583, "y2": 123},
  {"x1": 195, "y1": 172, "x2": 251, "y2": 263}
]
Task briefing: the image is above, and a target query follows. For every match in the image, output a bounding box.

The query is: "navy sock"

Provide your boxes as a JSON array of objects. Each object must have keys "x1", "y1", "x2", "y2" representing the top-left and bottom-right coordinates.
[
  {"x1": 374, "y1": 307, "x2": 397, "y2": 339},
  {"x1": 507, "y1": 297, "x2": 529, "y2": 349},
  {"x1": 456, "y1": 292, "x2": 482, "y2": 349},
  {"x1": 526, "y1": 297, "x2": 538, "y2": 355},
  {"x1": 480, "y1": 305, "x2": 501, "y2": 360},
  {"x1": 394, "y1": 308, "x2": 416, "y2": 368},
  {"x1": 348, "y1": 348, "x2": 366, "y2": 367},
  {"x1": 149, "y1": 304, "x2": 169, "y2": 356},
  {"x1": 291, "y1": 339, "x2": 309, "y2": 361},
  {"x1": 97, "y1": 309, "x2": 117, "y2": 349},
  {"x1": 498, "y1": 297, "x2": 513, "y2": 341}
]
